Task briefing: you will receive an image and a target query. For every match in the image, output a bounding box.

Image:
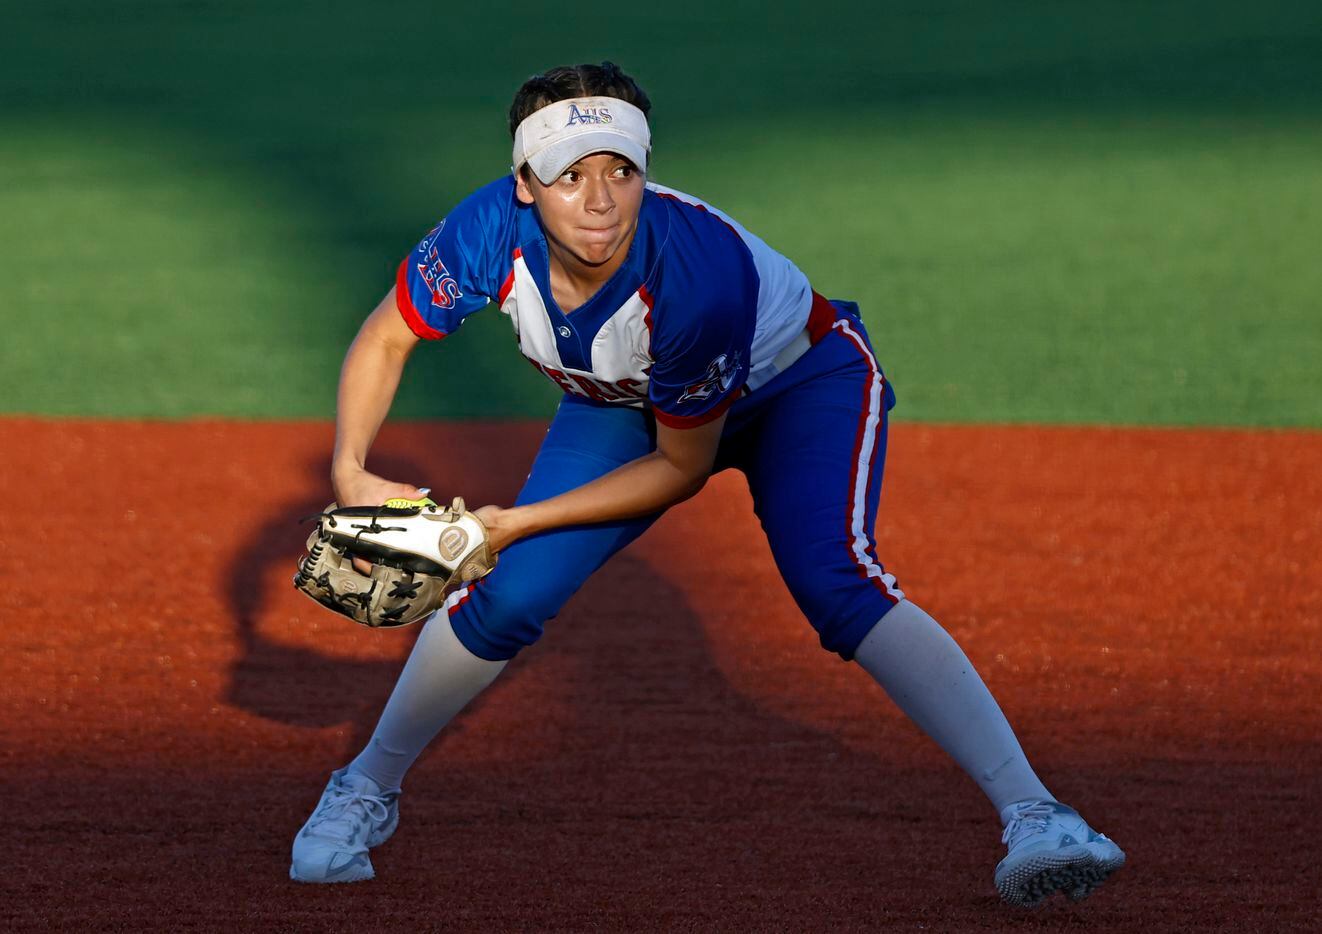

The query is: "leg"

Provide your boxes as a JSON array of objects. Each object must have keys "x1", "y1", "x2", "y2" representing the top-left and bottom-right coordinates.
[
  {"x1": 293, "y1": 397, "x2": 659, "y2": 883},
  {"x1": 852, "y1": 601, "x2": 1051, "y2": 811},
  {"x1": 350, "y1": 395, "x2": 660, "y2": 790},
  {"x1": 855, "y1": 603, "x2": 1129, "y2": 907},
  {"x1": 733, "y1": 317, "x2": 1123, "y2": 904},
  {"x1": 735, "y1": 320, "x2": 1049, "y2": 807}
]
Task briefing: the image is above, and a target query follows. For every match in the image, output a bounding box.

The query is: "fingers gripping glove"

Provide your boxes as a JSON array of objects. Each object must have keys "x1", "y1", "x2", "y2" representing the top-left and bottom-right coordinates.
[{"x1": 293, "y1": 497, "x2": 496, "y2": 628}]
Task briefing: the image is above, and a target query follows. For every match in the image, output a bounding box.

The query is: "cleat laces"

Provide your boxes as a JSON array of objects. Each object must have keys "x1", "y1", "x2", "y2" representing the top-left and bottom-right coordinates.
[
  {"x1": 1001, "y1": 801, "x2": 1056, "y2": 849},
  {"x1": 306, "y1": 786, "x2": 390, "y2": 846}
]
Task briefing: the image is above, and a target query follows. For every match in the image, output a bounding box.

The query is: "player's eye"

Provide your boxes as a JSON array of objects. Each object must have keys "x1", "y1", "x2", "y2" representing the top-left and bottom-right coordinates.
[
  {"x1": 560, "y1": 170, "x2": 581, "y2": 184},
  {"x1": 613, "y1": 164, "x2": 634, "y2": 178}
]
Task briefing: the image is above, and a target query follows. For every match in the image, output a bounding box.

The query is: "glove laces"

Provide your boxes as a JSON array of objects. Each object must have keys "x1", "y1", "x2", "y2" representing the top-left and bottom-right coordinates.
[
  {"x1": 1001, "y1": 801, "x2": 1056, "y2": 849},
  {"x1": 307, "y1": 785, "x2": 391, "y2": 845}
]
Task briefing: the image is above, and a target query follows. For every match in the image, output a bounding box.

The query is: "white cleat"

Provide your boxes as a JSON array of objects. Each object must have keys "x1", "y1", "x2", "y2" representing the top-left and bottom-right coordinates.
[
  {"x1": 994, "y1": 800, "x2": 1125, "y2": 907},
  {"x1": 290, "y1": 768, "x2": 400, "y2": 883}
]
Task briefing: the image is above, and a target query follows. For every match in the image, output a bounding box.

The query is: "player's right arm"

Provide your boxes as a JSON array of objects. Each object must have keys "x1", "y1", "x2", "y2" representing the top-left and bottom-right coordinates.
[
  {"x1": 331, "y1": 285, "x2": 429, "y2": 507},
  {"x1": 331, "y1": 177, "x2": 516, "y2": 506}
]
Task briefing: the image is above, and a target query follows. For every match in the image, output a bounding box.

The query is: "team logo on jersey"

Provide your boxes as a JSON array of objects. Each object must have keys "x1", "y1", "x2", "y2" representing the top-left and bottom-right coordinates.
[
  {"x1": 417, "y1": 245, "x2": 463, "y2": 310},
  {"x1": 419, "y1": 219, "x2": 446, "y2": 253},
  {"x1": 679, "y1": 352, "x2": 741, "y2": 403},
  {"x1": 565, "y1": 103, "x2": 613, "y2": 126},
  {"x1": 525, "y1": 358, "x2": 645, "y2": 404}
]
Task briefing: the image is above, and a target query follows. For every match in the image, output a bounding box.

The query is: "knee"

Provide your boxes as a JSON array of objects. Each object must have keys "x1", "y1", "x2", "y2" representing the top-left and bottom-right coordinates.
[
  {"x1": 812, "y1": 591, "x2": 904, "y2": 660},
  {"x1": 445, "y1": 575, "x2": 571, "y2": 662},
  {"x1": 776, "y1": 553, "x2": 906, "y2": 661}
]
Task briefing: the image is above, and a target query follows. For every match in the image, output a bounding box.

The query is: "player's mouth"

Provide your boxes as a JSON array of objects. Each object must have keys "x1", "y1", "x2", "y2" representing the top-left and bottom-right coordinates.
[{"x1": 578, "y1": 222, "x2": 620, "y2": 243}]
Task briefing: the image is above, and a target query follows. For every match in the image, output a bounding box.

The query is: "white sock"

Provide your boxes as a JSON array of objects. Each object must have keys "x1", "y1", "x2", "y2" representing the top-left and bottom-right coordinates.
[
  {"x1": 854, "y1": 600, "x2": 1053, "y2": 816},
  {"x1": 347, "y1": 612, "x2": 506, "y2": 791}
]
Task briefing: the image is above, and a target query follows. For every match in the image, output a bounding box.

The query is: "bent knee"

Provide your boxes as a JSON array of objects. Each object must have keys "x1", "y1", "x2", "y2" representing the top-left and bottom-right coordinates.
[
  {"x1": 445, "y1": 577, "x2": 571, "y2": 661},
  {"x1": 780, "y1": 562, "x2": 907, "y2": 661}
]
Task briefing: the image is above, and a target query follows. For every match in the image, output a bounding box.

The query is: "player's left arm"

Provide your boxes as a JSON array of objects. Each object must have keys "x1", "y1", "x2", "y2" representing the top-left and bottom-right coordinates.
[
  {"x1": 474, "y1": 415, "x2": 725, "y2": 552},
  {"x1": 477, "y1": 228, "x2": 755, "y2": 552}
]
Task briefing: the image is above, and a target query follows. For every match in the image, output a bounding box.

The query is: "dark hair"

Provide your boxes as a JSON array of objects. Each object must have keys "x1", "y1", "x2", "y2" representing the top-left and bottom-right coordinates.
[{"x1": 508, "y1": 61, "x2": 652, "y2": 138}]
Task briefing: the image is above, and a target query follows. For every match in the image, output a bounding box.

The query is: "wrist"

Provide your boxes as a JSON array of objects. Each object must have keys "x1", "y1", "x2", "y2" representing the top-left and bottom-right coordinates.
[
  {"x1": 331, "y1": 457, "x2": 365, "y2": 482},
  {"x1": 330, "y1": 462, "x2": 368, "y2": 504},
  {"x1": 510, "y1": 503, "x2": 546, "y2": 539}
]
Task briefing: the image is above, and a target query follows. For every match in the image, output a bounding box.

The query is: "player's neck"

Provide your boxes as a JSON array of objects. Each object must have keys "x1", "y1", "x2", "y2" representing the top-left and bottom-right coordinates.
[{"x1": 545, "y1": 226, "x2": 638, "y2": 313}]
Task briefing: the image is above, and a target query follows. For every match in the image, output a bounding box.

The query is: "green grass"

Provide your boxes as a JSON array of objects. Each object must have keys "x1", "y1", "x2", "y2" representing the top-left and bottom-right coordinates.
[{"x1": 1, "y1": 2, "x2": 1320, "y2": 425}]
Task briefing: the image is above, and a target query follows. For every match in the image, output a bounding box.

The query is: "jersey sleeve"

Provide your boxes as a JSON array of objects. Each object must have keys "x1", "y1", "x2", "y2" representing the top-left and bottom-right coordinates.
[
  {"x1": 395, "y1": 176, "x2": 516, "y2": 340},
  {"x1": 646, "y1": 289, "x2": 756, "y2": 428}
]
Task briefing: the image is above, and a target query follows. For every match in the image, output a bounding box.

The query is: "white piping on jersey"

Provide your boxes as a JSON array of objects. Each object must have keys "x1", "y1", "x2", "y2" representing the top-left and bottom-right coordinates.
[{"x1": 835, "y1": 317, "x2": 904, "y2": 603}]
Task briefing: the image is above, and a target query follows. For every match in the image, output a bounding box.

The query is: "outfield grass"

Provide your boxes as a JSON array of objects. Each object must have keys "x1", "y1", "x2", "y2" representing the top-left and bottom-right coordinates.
[{"x1": 2, "y1": 2, "x2": 1319, "y2": 425}]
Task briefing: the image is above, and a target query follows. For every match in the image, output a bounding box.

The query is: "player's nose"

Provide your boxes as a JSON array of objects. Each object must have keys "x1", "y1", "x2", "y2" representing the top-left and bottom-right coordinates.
[{"x1": 583, "y1": 175, "x2": 614, "y2": 213}]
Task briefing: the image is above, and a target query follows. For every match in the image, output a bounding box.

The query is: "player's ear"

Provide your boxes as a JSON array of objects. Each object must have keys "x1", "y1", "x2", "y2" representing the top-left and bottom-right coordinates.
[{"x1": 514, "y1": 166, "x2": 536, "y2": 205}]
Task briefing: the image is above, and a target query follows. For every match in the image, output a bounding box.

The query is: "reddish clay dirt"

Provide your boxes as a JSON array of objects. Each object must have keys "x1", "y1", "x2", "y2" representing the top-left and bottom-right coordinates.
[{"x1": 1, "y1": 418, "x2": 1319, "y2": 932}]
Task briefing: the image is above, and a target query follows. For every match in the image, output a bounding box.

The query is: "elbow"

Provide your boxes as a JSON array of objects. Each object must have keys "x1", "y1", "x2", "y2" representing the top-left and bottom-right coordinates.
[
  {"x1": 653, "y1": 452, "x2": 712, "y2": 506},
  {"x1": 654, "y1": 420, "x2": 723, "y2": 505},
  {"x1": 674, "y1": 462, "x2": 713, "y2": 503},
  {"x1": 365, "y1": 326, "x2": 416, "y2": 364}
]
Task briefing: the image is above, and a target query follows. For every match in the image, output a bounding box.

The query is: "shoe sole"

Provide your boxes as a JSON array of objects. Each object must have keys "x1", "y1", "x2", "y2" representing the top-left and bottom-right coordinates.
[
  {"x1": 289, "y1": 860, "x2": 375, "y2": 884},
  {"x1": 287, "y1": 803, "x2": 398, "y2": 884},
  {"x1": 288, "y1": 819, "x2": 395, "y2": 884},
  {"x1": 995, "y1": 843, "x2": 1126, "y2": 908}
]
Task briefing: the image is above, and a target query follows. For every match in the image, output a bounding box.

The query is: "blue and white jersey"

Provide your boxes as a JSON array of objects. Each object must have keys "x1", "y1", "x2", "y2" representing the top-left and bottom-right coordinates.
[{"x1": 395, "y1": 176, "x2": 835, "y2": 427}]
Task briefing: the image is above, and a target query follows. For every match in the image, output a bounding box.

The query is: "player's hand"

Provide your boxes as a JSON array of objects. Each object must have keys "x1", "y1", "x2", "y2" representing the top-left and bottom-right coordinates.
[
  {"x1": 472, "y1": 504, "x2": 524, "y2": 554},
  {"x1": 331, "y1": 468, "x2": 429, "y2": 573},
  {"x1": 331, "y1": 467, "x2": 427, "y2": 509}
]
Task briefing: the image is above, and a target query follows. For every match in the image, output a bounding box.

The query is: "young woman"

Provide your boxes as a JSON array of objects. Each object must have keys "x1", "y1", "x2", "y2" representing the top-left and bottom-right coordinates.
[{"x1": 290, "y1": 62, "x2": 1125, "y2": 907}]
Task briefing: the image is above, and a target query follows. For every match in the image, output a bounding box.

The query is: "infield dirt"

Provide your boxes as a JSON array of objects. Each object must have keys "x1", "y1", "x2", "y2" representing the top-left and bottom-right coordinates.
[{"x1": 2, "y1": 418, "x2": 1319, "y2": 931}]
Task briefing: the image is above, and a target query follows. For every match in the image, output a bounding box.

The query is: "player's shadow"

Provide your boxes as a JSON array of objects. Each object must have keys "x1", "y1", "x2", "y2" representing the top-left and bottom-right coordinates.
[
  {"x1": 221, "y1": 433, "x2": 534, "y2": 737},
  {"x1": 209, "y1": 427, "x2": 994, "y2": 912},
  {"x1": 221, "y1": 426, "x2": 879, "y2": 776}
]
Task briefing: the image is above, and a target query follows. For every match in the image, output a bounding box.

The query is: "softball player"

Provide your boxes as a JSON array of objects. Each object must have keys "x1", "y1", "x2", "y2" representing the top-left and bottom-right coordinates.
[{"x1": 290, "y1": 62, "x2": 1125, "y2": 907}]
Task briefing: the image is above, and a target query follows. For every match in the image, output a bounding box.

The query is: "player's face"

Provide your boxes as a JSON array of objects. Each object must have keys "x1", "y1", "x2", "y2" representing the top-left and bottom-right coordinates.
[{"x1": 516, "y1": 153, "x2": 645, "y2": 269}]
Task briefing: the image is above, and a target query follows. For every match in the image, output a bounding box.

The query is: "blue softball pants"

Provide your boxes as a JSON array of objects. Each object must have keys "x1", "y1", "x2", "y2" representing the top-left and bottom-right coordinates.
[{"x1": 446, "y1": 305, "x2": 903, "y2": 662}]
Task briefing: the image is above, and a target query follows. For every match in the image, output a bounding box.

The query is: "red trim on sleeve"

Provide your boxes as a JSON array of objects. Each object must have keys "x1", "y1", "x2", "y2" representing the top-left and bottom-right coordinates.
[
  {"x1": 652, "y1": 392, "x2": 736, "y2": 429},
  {"x1": 653, "y1": 190, "x2": 742, "y2": 240},
  {"x1": 395, "y1": 258, "x2": 447, "y2": 340},
  {"x1": 497, "y1": 248, "x2": 522, "y2": 304},
  {"x1": 806, "y1": 290, "x2": 838, "y2": 344},
  {"x1": 497, "y1": 269, "x2": 516, "y2": 304},
  {"x1": 638, "y1": 282, "x2": 656, "y2": 336}
]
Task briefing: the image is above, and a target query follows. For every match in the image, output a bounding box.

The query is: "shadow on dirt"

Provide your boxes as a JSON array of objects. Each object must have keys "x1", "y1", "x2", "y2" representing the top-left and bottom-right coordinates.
[{"x1": 218, "y1": 426, "x2": 869, "y2": 775}]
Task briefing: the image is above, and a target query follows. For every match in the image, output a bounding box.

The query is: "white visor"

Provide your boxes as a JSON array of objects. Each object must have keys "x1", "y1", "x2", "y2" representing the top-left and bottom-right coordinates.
[{"x1": 512, "y1": 96, "x2": 651, "y2": 186}]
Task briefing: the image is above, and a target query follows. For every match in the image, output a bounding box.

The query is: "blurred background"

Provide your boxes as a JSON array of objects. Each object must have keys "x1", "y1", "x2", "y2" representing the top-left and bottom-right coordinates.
[{"x1": 2, "y1": 0, "x2": 1319, "y2": 427}]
